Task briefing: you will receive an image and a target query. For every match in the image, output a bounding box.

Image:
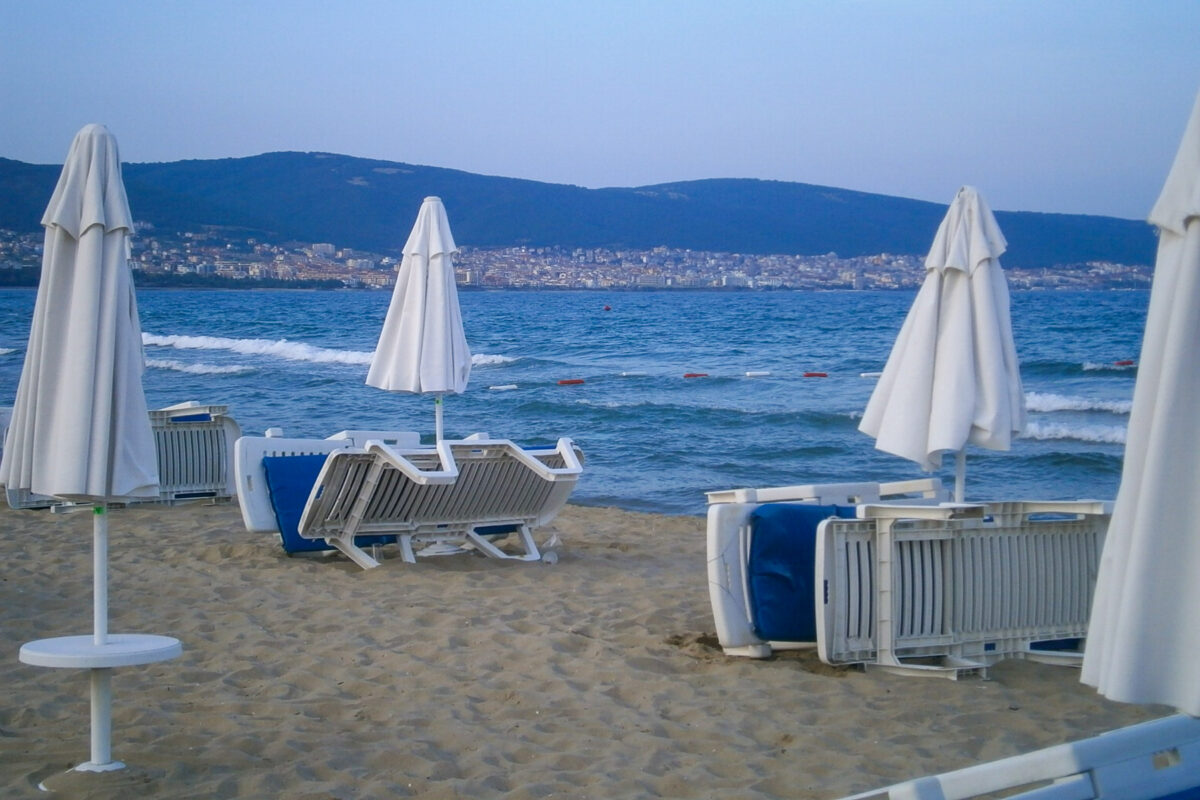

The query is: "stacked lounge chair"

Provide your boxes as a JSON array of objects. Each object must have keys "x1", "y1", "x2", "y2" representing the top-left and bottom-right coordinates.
[
  {"x1": 707, "y1": 480, "x2": 1111, "y2": 679},
  {"x1": 4, "y1": 401, "x2": 240, "y2": 510},
  {"x1": 235, "y1": 429, "x2": 583, "y2": 569}
]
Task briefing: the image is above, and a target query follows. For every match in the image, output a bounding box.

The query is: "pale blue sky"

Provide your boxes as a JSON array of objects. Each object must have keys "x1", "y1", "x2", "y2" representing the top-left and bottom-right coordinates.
[{"x1": 3, "y1": 0, "x2": 1199, "y2": 219}]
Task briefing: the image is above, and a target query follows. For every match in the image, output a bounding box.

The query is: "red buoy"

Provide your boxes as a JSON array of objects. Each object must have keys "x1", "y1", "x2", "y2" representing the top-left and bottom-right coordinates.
[
  {"x1": 803, "y1": 372, "x2": 828, "y2": 378},
  {"x1": 683, "y1": 372, "x2": 708, "y2": 378},
  {"x1": 603, "y1": 305, "x2": 612, "y2": 311},
  {"x1": 1113, "y1": 359, "x2": 1135, "y2": 366},
  {"x1": 558, "y1": 378, "x2": 585, "y2": 385}
]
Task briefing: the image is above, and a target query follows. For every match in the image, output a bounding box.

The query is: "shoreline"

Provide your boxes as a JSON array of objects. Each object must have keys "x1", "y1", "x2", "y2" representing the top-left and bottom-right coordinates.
[{"x1": 1, "y1": 501, "x2": 1164, "y2": 799}]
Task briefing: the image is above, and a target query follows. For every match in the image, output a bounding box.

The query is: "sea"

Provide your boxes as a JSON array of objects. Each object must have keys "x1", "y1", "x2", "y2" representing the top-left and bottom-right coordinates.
[{"x1": 0, "y1": 288, "x2": 1147, "y2": 516}]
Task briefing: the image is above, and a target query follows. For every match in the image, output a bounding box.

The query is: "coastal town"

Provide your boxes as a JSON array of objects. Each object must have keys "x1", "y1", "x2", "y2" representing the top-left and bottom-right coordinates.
[{"x1": 0, "y1": 223, "x2": 1152, "y2": 291}]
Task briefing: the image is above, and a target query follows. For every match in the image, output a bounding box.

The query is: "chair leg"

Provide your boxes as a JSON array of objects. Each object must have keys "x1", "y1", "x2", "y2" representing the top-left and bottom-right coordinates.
[
  {"x1": 329, "y1": 537, "x2": 381, "y2": 570},
  {"x1": 399, "y1": 536, "x2": 416, "y2": 564},
  {"x1": 465, "y1": 525, "x2": 541, "y2": 561}
]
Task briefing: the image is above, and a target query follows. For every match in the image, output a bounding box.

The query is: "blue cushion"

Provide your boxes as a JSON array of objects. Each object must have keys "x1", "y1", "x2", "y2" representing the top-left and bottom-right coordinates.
[
  {"x1": 747, "y1": 503, "x2": 856, "y2": 643},
  {"x1": 474, "y1": 523, "x2": 521, "y2": 536},
  {"x1": 261, "y1": 454, "x2": 396, "y2": 554}
]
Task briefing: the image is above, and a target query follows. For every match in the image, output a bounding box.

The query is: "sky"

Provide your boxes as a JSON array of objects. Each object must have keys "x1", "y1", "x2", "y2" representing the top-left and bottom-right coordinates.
[{"x1": 3, "y1": 1, "x2": 1200, "y2": 220}]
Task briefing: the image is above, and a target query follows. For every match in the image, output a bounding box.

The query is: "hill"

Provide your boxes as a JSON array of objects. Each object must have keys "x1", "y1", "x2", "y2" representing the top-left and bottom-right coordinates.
[{"x1": 0, "y1": 152, "x2": 1156, "y2": 268}]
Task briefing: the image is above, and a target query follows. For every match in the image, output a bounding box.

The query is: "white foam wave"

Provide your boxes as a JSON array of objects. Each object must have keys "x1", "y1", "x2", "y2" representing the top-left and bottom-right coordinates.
[
  {"x1": 144, "y1": 333, "x2": 373, "y2": 365},
  {"x1": 145, "y1": 358, "x2": 255, "y2": 376},
  {"x1": 472, "y1": 353, "x2": 516, "y2": 366},
  {"x1": 1025, "y1": 392, "x2": 1132, "y2": 415},
  {"x1": 1083, "y1": 361, "x2": 1136, "y2": 372},
  {"x1": 0, "y1": 347, "x2": 16, "y2": 355},
  {"x1": 1021, "y1": 421, "x2": 1126, "y2": 445}
]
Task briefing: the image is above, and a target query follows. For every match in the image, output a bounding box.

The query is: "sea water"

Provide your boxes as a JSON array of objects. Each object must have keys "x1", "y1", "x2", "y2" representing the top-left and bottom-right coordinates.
[{"x1": 0, "y1": 288, "x2": 1147, "y2": 515}]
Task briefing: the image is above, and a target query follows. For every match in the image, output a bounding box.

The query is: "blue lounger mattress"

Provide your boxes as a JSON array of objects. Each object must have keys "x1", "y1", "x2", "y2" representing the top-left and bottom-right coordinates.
[
  {"x1": 262, "y1": 454, "x2": 397, "y2": 554},
  {"x1": 747, "y1": 503, "x2": 855, "y2": 642}
]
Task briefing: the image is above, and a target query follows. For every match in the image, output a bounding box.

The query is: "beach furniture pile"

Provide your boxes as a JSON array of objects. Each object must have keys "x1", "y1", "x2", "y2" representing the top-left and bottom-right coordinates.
[
  {"x1": 5, "y1": 402, "x2": 239, "y2": 510},
  {"x1": 707, "y1": 479, "x2": 1111, "y2": 679},
  {"x1": 234, "y1": 429, "x2": 583, "y2": 569}
]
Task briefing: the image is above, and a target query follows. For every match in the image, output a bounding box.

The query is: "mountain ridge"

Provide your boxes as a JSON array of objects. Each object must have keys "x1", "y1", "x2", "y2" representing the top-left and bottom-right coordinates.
[{"x1": 0, "y1": 152, "x2": 1155, "y2": 268}]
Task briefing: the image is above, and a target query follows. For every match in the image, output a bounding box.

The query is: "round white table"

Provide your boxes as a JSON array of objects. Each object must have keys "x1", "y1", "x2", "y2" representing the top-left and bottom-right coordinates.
[
  {"x1": 20, "y1": 634, "x2": 181, "y2": 669},
  {"x1": 20, "y1": 634, "x2": 181, "y2": 772}
]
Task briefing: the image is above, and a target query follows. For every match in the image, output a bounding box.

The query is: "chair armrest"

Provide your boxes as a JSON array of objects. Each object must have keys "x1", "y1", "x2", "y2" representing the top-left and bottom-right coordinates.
[
  {"x1": 857, "y1": 503, "x2": 987, "y2": 521},
  {"x1": 706, "y1": 482, "x2": 883, "y2": 506},
  {"x1": 366, "y1": 440, "x2": 459, "y2": 484}
]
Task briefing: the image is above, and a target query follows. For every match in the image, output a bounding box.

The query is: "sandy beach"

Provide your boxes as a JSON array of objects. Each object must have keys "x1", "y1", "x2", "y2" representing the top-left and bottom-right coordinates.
[{"x1": 1, "y1": 500, "x2": 1165, "y2": 799}]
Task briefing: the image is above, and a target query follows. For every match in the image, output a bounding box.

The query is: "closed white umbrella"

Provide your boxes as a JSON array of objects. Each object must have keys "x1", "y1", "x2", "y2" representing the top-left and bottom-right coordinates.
[
  {"x1": 1081, "y1": 91, "x2": 1200, "y2": 715},
  {"x1": 858, "y1": 186, "x2": 1025, "y2": 502},
  {"x1": 367, "y1": 196, "x2": 471, "y2": 441},
  {"x1": 1, "y1": 124, "x2": 179, "y2": 774}
]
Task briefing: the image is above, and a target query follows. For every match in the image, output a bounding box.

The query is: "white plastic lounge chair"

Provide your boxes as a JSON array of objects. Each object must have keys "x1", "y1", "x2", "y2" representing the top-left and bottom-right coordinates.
[
  {"x1": 233, "y1": 429, "x2": 423, "y2": 558},
  {"x1": 146, "y1": 402, "x2": 241, "y2": 504},
  {"x1": 841, "y1": 713, "x2": 1200, "y2": 799},
  {"x1": 817, "y1": 500, "x2": 1110, "y2": 679},
  {"x1": 299, "y1": 437, "x2": 584, "y2": 569},
  {"x1": 707, "y1": 478, "x2": 949, "y2": 658},
  {"x1": 5, "y1": 401, "x2": 240, "y2": 509}
]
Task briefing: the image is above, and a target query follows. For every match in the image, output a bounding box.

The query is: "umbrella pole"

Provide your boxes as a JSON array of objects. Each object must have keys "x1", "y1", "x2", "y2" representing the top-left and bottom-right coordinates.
[
  {"x1": 86, "y1": 502, "x2": 119, "y2": 771},
  {"x1": 94, "y1": 504, "x2": 108, "y2": 645},
  {"x1": 435, "y1": 395, "x2": 444, "y2": 443},
  {"x1": 954, "y1": 450, "x2": 966, "y2": 503}
]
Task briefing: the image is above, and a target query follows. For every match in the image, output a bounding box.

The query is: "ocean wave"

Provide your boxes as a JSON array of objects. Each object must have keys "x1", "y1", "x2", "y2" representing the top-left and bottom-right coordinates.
[
  {"x1": 1083, "y1": 360, "x2": 1137, "y2": 372},
  {"x1": 0, "y1": 347, "x2": 16, "y2": 355},
  {"x1": 1021, "y1": 421, "x2": 1126, "y2": 445},
  {"x1": 144, "y1": 333, "x2": 373, "y2": 365},
  {"x1": 1025, "y1": 391, "x2": 1132, "y2": 415},
  {"x1": 145, "y1": 358, "x2": 255, "y2": 376},
  {"x1": 1022, "y1": 359, "x2": 1137, "y2": 378},
  {"x1": 472, "y1": 353, "x2": 517, "y2": 366},
  {"x1": 142, "y1": 334, "x2": 517, "y2": 371}
]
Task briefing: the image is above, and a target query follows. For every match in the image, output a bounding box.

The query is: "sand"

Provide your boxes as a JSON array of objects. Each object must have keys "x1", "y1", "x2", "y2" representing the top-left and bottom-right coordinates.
[{"x1": 0, "y1": 501, "x2": 1165, "y2": 799}]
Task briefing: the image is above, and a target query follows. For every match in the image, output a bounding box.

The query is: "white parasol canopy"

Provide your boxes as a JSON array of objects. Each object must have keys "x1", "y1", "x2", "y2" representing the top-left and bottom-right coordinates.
[
  {"x1": 858, "y1": 186, "x2": 1025, "y2": 501},
  {"x1": 2, "y1": 124, "x2": 179, "y2": 775},
  {"x1": 1, "y1": 123, "x2": 158, "y2": 501},
  {"x1": 367, "y1": 196, "x2": 471, "y2": 441},
  {"x1": 1081, "y1": 91, "x2": 1200, "y2": 716}
]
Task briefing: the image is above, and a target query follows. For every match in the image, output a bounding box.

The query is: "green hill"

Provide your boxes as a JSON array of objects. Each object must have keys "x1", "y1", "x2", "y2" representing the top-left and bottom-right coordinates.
[{"x1": 0, "y1": 152, "x2": 1155, "y2": 268}]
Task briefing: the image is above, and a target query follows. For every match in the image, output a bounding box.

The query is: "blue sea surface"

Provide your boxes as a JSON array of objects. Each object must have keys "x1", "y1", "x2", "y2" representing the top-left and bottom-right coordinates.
[{"x1": 0, "y1": 288, "x2": 1147, "y2": 515}]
